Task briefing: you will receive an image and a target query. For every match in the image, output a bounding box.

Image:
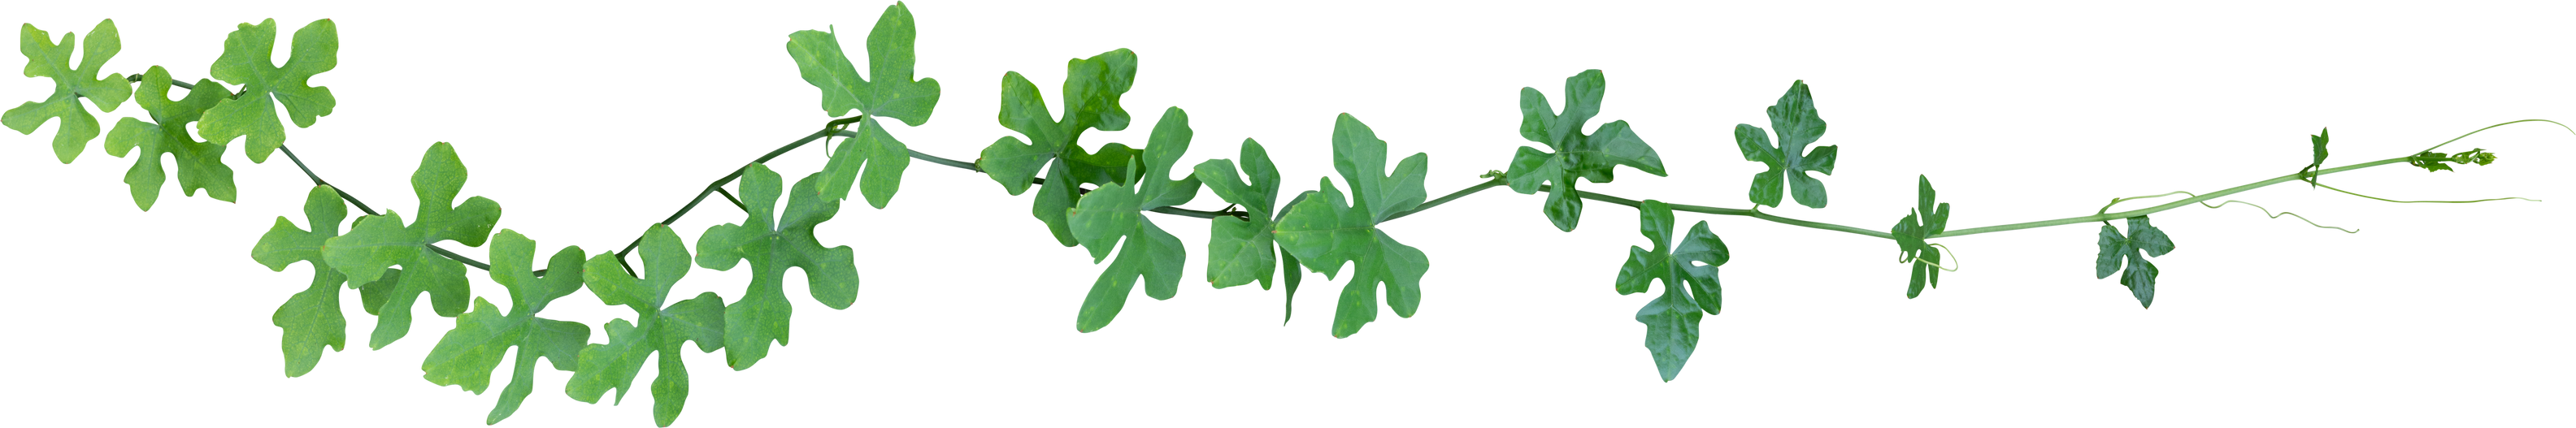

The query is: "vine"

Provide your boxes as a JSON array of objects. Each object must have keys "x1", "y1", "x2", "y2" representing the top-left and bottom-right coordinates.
[{"x1": 15, "y1": 4, "x2": 2555, "y2": 425}]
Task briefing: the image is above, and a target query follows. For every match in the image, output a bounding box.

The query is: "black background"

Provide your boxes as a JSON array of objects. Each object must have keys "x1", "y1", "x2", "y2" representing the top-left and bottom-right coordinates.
[{"x1": 15, "y1": 3, "x2": 2555, "y2": 425}]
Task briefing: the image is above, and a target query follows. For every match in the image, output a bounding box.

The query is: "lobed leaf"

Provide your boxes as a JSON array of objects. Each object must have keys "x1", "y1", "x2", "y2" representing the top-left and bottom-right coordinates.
[
  {"x1": 249, "y1": 185, "x2": 350, "y2": 377},
  {"x1": 694, "y1": 164, "x2": 858, "y2": 370},
  {"x1": 321, "y1": 142, "x2": 502, "y2": 348},
  {"x1": 1735, "y1": 80, "x2": 1837, "y2": 208},
  {"x1": 784, "y1": 2, "x2": 941, "y2": 124},
  {"x1": 198, "y1": 18, "x2": 337, "y2": 163},
  {"x1": 1504, "y1": 69, "x2": 1667, "y2": 231},
  {"x1": 1274, "y1": 114, "x2": 1433, "y2": 338},
  {"x1": 789, "y1": 3, "x2": 942, "y2": 208},
  {"x1": 419, "y1": 229, "x2": 592, "y2": 425},
  {"x1": 2094, "y1": 216, "x2": 2178, "y2": 308},
  {"x1": 4, "y1": 19, "x2": 131, "y2": 163},
  {"x1": 977, "y1": 49, "x2": 1140, "y2": 245},
  {"x1": 1065, "y1": 107, "x2": 1202, "y2": 332},
  {"x1": 1887, "y1": 175, "x2": 1952, "y2": 298},
  {"x1": 1612, "y1": 200, "x2": 1730, "y2": 381},
  {"x1": 571, "y1": 224, "x2": 726, "y2": 427},
  {"x1": 106, "y1": 66, "x2": 234, "y2": 210},
  {"x1": 1196, "y1": 138, "x2": 1285, "y2": 290}
]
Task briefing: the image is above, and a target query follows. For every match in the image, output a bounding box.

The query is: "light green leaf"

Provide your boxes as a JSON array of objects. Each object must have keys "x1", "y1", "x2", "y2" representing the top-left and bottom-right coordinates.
[
  {"x1": 106, "y1": 66, "x2": 234, "y2": 210},
  {"x1": 1196, "y1": 138, "x2": 1283, "y2": 290},
  {"x1": 322, "y1": 142, "x2": 502, "y2": 348},
  {"x1": 1058, "y1": 141, "x2": 1140, "y2": 187},
  {"x1": 1735, "y1": 80, "x2": 1836, "y2": 208},
  {"x1": 1274, "y1": 114, "x2": 1432, "y2": 338},
  {"x1": 977, "y1": 49, "x2": 1140, "y2": 246},
  {"x1": 1612, "y1": 200, "x2": 1729, "y2": 381},
  {"x1": 1505, "y1": 70, "x2": 1667, "y2": 231},
  {"x1": 694, "y1": 164, "x2": 858, "y2": 370},
  {"x1": 250, "y1": 185, "x2": 349, "y2": 377},
  {"x1": 1887, "y1": 175, "x2": 1951, "y2": 298},
  {"x1": 788, "y1": 3, "x2": 953, "y2": 210},
  {"x1": 420, "y1": 230, "x2": 591, "y2": 425},
  {"x1": 571, "y1": 224, "x2": 726, "y2": 427},
  {"x1": 784, "y1": 2, "x2": 940, "y2": 124},
  {"x1": 1066, "y1": 107, "x2": 1202, "y2": 332},
  {"x1": 968, "y1": 132, "x2": 1050, "y2": 198},
  {"x1": 2094, "y1": 216, "x2": 2177, "y2": 309},
  {"x1": 816, "y1": 118, "x2": 910, "y2": 208},
  {"x1": 198, "y1": 18, "x2": 337, "y2": 163},
  {"x1": 4, "y1": 19, "x2": 131, "y2": 163}
]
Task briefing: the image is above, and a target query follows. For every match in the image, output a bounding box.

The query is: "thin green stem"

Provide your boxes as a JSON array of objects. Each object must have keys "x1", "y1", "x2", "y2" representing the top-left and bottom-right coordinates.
[
  {"x1": 284, "y1": 144, "x2": 509, "y2": 272},
  {"x1": 2091, "y1": 191, "x2": 2361, "y2": 233},
  {"x1": 1936, "y1": 157, "x2": 2412, "y2": 238},
  {"x1": 612, "y1": 128, "x2": 836, "y2": 260},
  {"x1": 907, "y1": 149, "x2": 982, "y2": 171},
  {"x1": 1381, "y1": 178, "x2": 1505, "y2": 222},
  {"x1": 2417, "y1": 119, "x2": 2574, "y2": 153},
  {"x1": 2313, "y1": 182, "x2": 2539, "y2": 204}
]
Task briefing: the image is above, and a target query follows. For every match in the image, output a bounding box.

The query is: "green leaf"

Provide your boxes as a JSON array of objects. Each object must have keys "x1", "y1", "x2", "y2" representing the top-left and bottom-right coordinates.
[
  {"x1": 1735, "y1": 80, "x2": 1836, "y2": 209},
  {"x1": 1196, "y1": 138, "x2": 1283, "y2": 290},
  {"x1": 419, "y1": 230, "x2": 592, "y2": 425},
  {"x1": 198, "y1": 18, "x2": 337, "y2": 163},
  {"x1": 2400, "y1": 145, "x2": 2504, "y2": 175},
  {"x1": 2300, "y1": 128, "x2": 2330, "y2": 187},
  {"x1": 1636, "y1": 283, "x2": 1701, "y2": 383},
  {"x1": 4, "y1": 19, "x2": 131, "y2": 163},
  {"x1": 571, "y1": 224, "x2": 726, "y2": 427},
  {"x1": 322, "y1": 142, "x2": 502, "y2": 348},
  {"x1": 1274, "y1": 114, "x2": 1432, "y2": 338},
  {"x1": 816, "y1": 118, "x2": 911, "y2": 208},
  {"x1": 788, "y1": 3, "x2": 953, "y2": 210},
  {"x1": 2094, "y1": 216, "x2": 2177, "y2": 309},
  {"x1": 788, "y1": 6, "x2": 953, "y2": 128},
  {"x1": 250, "y1": 185, "x2": 350, "y2": 377},
  {"x1": 977, "y1": 49, "x2": 1139, "y2": 246},
  {"x1": 1279, "y1": 249, "x2": 1305, "y2": 324},
  {"x1": 1612, "y1": 200, "x2": 1730, "y2": 381},
  {"x1": 694, "y1": 164, "x2": 858, "y2": 370},
  {"x1": 1066, "y1": 107, "x2": 1203, "y2": 332},
  {"x1": 1887, "y1": 175, "x2": 1952, "y2": 298},
  {"x1": 1505, "y1": 69, "x2": 1667, "y2": 231},
  {"x1": 105, "y1": 66, "x2": 234, "y2": 210}
]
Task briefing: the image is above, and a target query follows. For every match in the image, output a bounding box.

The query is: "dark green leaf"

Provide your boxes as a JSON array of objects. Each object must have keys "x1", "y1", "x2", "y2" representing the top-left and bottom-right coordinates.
[
  {"x1": 1505, "y1": 70, "x2": 1667, "y2": 231},
  {"x1": 2301, "y1": 128, "x2": 2329, "y2": 187},
  {"x1": 977, "y1": 49, "x2": 1139, "y2": 246},
  {"x1": 2093, "y1": 216, "x2": 2177, "y2": 308},
  {"x1": 1887, "y1": 175, "x2": 1951, "y2": 298},
  {"x1": 1735, "y1": 80, "x2": 1836, "y2": 208},
  {"x1": 1613, "y1": 201, "x2": 1729, "y2": 381},
  {"x1": 1197, "y1": 138, "x2": 1284, "y2": 290},
  {"x1": 1274, "y1": 114, "x2": 1432, "y2": 338}
]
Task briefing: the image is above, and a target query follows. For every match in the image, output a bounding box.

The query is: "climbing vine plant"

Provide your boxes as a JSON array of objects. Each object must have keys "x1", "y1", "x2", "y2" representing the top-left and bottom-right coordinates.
[{"x1": 9, "y1": 3, "x2": 2565, "y2": 426}]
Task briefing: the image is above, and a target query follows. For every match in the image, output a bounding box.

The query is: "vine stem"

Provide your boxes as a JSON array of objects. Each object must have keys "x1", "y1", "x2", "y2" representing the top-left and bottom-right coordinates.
[{"x1": 132, "y1": 76, "x2": 2517, "y2": 273}]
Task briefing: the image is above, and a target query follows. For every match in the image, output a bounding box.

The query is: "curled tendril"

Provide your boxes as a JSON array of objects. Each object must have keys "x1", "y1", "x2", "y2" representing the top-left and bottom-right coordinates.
[{"x1": 2097, "y1": 191, "x2": 2359, "y2": 233}]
